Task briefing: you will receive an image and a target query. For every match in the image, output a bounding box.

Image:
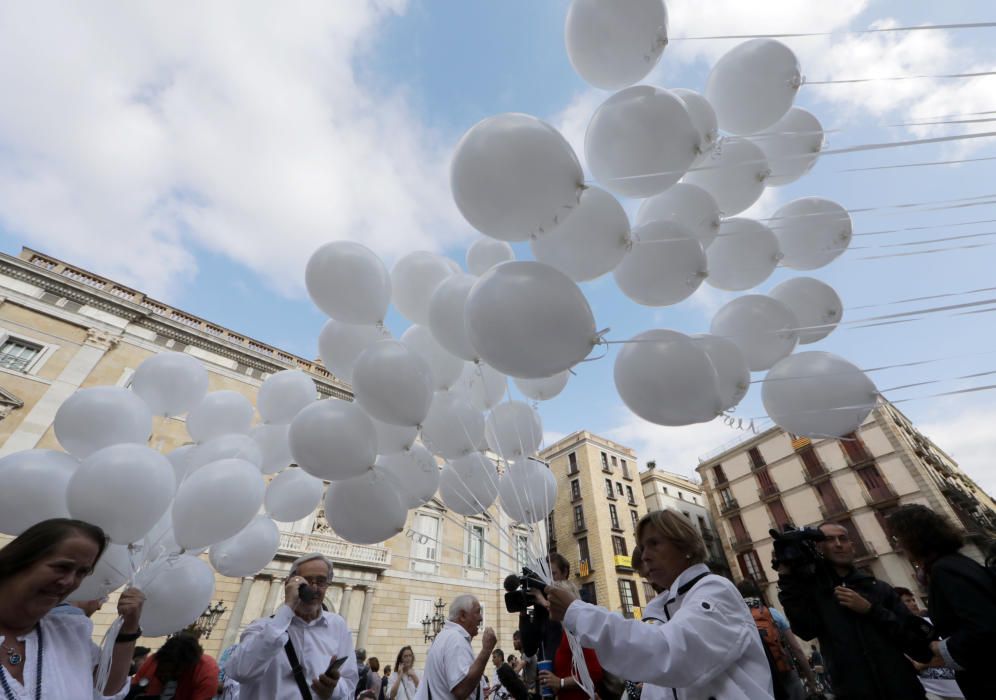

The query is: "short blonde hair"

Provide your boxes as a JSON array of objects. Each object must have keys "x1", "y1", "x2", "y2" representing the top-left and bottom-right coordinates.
[{"x1": 636, "y1": 510, "x2": 707, "y2": 565}]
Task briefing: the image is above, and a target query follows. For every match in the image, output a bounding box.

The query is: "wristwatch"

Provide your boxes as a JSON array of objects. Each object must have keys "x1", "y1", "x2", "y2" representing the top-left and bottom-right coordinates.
[{"x1": 115, "y1": 627, "x2": 143, "y2": 643}]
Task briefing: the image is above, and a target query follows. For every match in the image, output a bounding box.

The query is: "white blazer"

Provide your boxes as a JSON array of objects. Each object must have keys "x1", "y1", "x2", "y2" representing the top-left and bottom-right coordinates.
[{"x1": 563, "y1": 564, "x2": 773, "y2": 700}]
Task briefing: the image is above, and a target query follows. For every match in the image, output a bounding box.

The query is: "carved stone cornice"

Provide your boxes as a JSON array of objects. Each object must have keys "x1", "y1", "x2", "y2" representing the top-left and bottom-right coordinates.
[{"x1": 85, "y1": 327, "x2": 123, "y2": 351}]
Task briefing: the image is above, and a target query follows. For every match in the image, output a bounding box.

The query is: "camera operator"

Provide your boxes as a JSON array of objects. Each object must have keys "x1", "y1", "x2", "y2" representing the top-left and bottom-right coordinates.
[{"x1": 774, "y1": 523, "x2": 933, "y2": 700}]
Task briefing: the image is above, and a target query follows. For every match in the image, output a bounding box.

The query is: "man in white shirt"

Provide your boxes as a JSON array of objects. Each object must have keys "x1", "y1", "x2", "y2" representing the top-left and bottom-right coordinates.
[
  {"x1": 416, "y1": 594, "x2": 497, "y2": 700},
  {"x1": 224, "y1": 553, "x2": 359, "y2": 700}
]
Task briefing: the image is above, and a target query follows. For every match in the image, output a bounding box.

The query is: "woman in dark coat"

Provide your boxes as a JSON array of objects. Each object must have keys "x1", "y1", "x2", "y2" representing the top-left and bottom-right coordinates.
[{"x1": 888, "y1": 504, "x2": 996, "y2": 700}]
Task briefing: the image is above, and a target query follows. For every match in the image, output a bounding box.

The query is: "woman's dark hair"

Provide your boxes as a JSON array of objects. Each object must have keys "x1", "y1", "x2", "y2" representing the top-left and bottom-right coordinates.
[
  {"x1": 154, "y1": 632, "x2": 203, "y2": 683},
  {"x1": 887, "y1": 504, "x2": 963, "y2": 564},
  {"x1": 0, "y1": 518, "x2": 108, "y2": 583},
  {"x1": 394, "y1": 645, "x2": 414, "y2": 674},
  {"x1": 369, "y1": 657, "x2": 380, "y2": 672},
  {"x1": 548, "y1": 552, "x2": 570, "y2": 578}
]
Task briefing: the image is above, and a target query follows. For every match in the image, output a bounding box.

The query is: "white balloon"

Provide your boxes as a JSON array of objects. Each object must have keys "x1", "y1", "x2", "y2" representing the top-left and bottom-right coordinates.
[
  {"x1": 68, "y1": 544, "x2": 133, "y2": 602},
  {"x1": 265, "y1": 467, "x2": 325, "y2": 522},
  {"x1": 636, "y1": 182, "x2": 720, "y2": 249},
  {"x1": 705, "y1": 38, "x2": 801, "y2": 135},
  {"x1": 392, "y1": 252, "x2": 455, "y2": 325},
  {"x1": 376, "y1": 444, "x2": 439, "y2": 509},
  {"x1": 692, "y1": 334, "x2": 750, "y2": 412},
  {"x1": 172, "y1": 458, "x2": 264, "y2": 550},
  {"x1": 514, "y1": 371, "x2": 569, "y2": 401},
  {"x1": 428, "y1": 274, "x2": 480, "y2": 362},
  {"x1": 455, "y1": 362, "x2": 507, "y2": 412},
  {"x1": 166, "y1": 445, "x2": 197, "y2": 484},
  {"x1": 130, "y1": 352, "x2": 209, "y2": 418},
  {"x1": 325, "y1": 471, "x2": 408, "y2": 544},
  {"x1": 142, "y1": 511, "x2": 202, "y2": 562},
  {"x1": 530, "y1": 186, "x2": 630, "y2": 282},
  {"x1": 753, "y1": 107, "x2": 823, "y2": 186},
  {"x1": 763, "y1": 352, "x2": 878, "y2": 438},
  {"x1": 614, "y1": 220, "x2": 707, "y2": 306},
  {"x1": 258, "y1": 370, "x2": 317, "y2": 425},
  {"x1": 188, "y1": 433, "x2": 263, "y2": 473},
  {"x1": 614, "y1": 329, "x2": 721, "y2": 426},
  {"x1": 451, "y1": 113, "x2": 583, "y2": 241},
  {"x1": 137, "y1": 554, "x2": 215, "y2": 637},
  {"x1": 439, "y1": 452, "x2": 499, "y2": 516},
  {"x1": 771, "y1": 197, "x2": 852, "y2": 270},
  {"x1": 289, "y1": 399, "x2": 377, "y2": 481},
  {"x1": 54, "y1": 386, "x2": 152, "y2": 459},
  {"x1": 369, "y1": 416, "x2": 417, "y2": 455},
  {"x1": 421, "y1": 391, "x2": 485, "y2": 459},
  {"x1": 0, "y1": 450, "x2": 77, "y2": 535},
  {"x1": 683, "y1": 137, "x2": 769, "y2": 216},
  {"x1": 250, "y1": 423, "x2": 293, "y2": 474},
  {"x1": 672, "y1": 88, "x2": 719, "y2": 163},
  {"x1": 401, "y1": 324, "x2": 464, "y2": 391},
  {"x1": 209, "y1": 515, "x2": 281, "y2": 577},
  {"x1": 317, "y1": 320, "x2": 390, "y2": 383},
  {"x1": 353, "y1": 340, "x2": 434, "y2": 427},
  {"x1": 186, "y1": 391, "x2": 254, "y2": 443},
  {"x1": 466, "y1": 239, "x2": 515, "y2": 275},
  {"x1": 499, "y1": 459, "x2": 558, "y2": 524},
  {"x1": 465, "y1": 262, "x2": 596, "y2": 379},
  {"x1": 711, "y1": 295, "x2": 799, "y2": 371},
  {"x1": 485, "y1": 401, "x2": 543, "y2": 459},
  {"x1": 306, "y1": 241, "x2": 391, "y2": 325},
  {"x1": 706, "y1": 218, "x2": 780, "y2": 291},
  {"x1": 769, "y1": 277, "x2": 843, "y2": 345},
  {"x1": 565, "y1": 0, "x2": 668, "y2": 89},
  {"x1": 586, "y1": 85, "x2": 700, "y2": 198},
  {"x1": 67, "y1": 444, "x2": 175, "y2": 544}
]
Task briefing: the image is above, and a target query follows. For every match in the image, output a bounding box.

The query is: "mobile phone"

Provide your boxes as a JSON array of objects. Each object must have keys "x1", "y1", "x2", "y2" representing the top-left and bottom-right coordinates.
[
  {"x1": 299, "y1": 583, "x2": 317, "y2": 603},
  {"x1": 327, "y1": 656, "x2": 348, "y2": 675}
]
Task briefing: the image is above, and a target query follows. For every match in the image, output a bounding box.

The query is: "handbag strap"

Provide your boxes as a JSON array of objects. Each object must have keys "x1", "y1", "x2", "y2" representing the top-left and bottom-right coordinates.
[{"x1": 284, "y1": 638, "x2": 314, "y2": 700}]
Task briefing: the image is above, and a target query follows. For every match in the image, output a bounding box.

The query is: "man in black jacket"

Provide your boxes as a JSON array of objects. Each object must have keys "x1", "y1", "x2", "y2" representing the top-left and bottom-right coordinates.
[{"x1": 776, "y1": 523, "x2": 934, "y2": 700}]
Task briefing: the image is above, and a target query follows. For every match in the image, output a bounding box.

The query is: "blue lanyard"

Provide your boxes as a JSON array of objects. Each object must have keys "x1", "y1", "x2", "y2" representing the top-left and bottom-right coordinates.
[{"x1": 0, "y1": 624, "x2": 42, "y2": 700}]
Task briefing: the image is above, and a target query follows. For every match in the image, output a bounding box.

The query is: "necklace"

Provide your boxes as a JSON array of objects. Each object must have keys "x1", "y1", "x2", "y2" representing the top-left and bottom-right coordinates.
[
  {"x1": 0, "y1": 624, "x2": 42, "y2": 700},
  {"x1": 1, "y1": 645, "x2": 18, "y2": 667}
]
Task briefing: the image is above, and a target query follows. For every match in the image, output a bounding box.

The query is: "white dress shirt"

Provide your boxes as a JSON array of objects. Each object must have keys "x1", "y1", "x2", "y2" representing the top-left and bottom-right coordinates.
[
  {"x1": 224, "y1": 604, "x2": 359, "y2": 700},
  {"x1": 563, "y1": 563, "x2": 774, "y2": 700},
  {"x1": 0, "y1": 613, "x2": 130, "y2": 700},
  {"x1": 415, "y1": 621, "x2": 482, "y2": 700}
]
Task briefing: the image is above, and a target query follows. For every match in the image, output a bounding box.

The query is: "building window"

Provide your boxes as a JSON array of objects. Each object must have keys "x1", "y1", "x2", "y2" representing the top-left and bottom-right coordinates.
[
  {"x1": 769, "y1": 500, "x2": 792, "y2": 531},
  {"x1": 612, "y1": 535, "x2": 628, "y2": 557},
  {"x1": 580, "y1": 582, "x2": 598, "y2": 605},
  {"x1": 0, "y1": 338, "x2": 42, "y2": 372},
  {"x1": 571, "y1": 479, "x2": 582, "y2": 501},
  {"x1": 605, "y1": 478, "x2": 614, "y2": 499},
  {"x1": 798, "y1": 446, "x2": 826, "y2": 477},
  {"x1": 578, "y1": 537, "x2": 590, "y2": 565},
  {"x1": 737, "y1": 550, "x2": 766, "y2": 582},
  {"x1": 692, "y1": 496, "x2": 697, "y2": 504},
  {"x1": 720, "y1": 487, "x2": 736, "y2": 509},
  {"x1": 516, "y1": 533, "x2": 530, "y2": 570},
  {"x1": 729, "y1": 514, "x2": 749, "y2": 543},
  {"x1": 661, "y1": 485, "x2": 669, "y2": 495},
  {"x1": 615, "y1": 482, "x2": 624, "y2": 497},
  {"x1": 466, "y1": 523, "x2": 485, "y2": 569},
  {"x1": 682, "y1": 511, "x2": 690, "y2": 521},
  {"x1": 678, "y1": 491, "x2": 684, "y2": 501},
  {"x1": 618, "y1": 579, "x2": 640, "y2": 618},
  {"x1": 609, "y1": 504, "x2": 620, "y2": 530},
  {"x1": 407, "y1": 596, "x2": 435, "y2": 628},
  {"x1": 621, "y1": 459, "x2": 631, "y2": 479},
  {"x1": 568, "y1": 452, "x2": 578, "y2": 475},
  {"x1": 840, "y1": 434, "x2": 872, "y2": 464},
  {"x1": 748, "y1": 447, "x2": 766, "y2": 470},
  {"x1": 574, "y1": 505, "x2": 586, "y2": 532},
  {"x1": 713, "y1": 465, "x2": 728, "y2": 485},
  {"x1": 611, "y1": 455, "x2": 618, "y2": 467},
  {"x1": 642, "y1": 581, "x2": 656, "y2": 602},
  {"x1": 601, "y1": 452, "x2": 610, "y2": 472},
  {"x1": 630, "y1": 510, "x2": 639, "y2": 529},
  {"x1": 411, "y1": 513, "x2": 440, "y2": 573},
  {"x1": 626, "y1": 485, "x2": 635, "y2": 505}
]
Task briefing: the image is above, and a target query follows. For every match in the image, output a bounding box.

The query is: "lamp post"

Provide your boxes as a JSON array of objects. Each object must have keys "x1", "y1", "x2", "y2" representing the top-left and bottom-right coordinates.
[
  {"x1": 421, "y1": 598, "x2": 446, "y2": 643},
  {"x1": 192, "y1": 601, "x2": 227, "y2": 639}
]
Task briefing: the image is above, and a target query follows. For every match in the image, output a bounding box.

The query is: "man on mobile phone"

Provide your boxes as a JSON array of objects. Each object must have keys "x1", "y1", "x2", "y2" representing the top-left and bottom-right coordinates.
[{"x1": 224, "y1": 552, "x2": 359, "y2": 700}]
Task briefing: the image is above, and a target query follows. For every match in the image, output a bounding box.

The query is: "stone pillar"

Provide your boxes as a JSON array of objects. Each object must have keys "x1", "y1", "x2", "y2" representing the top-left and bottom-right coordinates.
[
  {"x1": 338, "y1": 585, "x2": 354, "y2": 624},
  {"x1": 221, "y1": 577, "x2": 255, "y2": 650},
  {"x1": 356, "y1": 586, "x2": 376, "y2": 648},
  {"x1": 263, "y1": 576, "x2": 285, "y2": 616}
]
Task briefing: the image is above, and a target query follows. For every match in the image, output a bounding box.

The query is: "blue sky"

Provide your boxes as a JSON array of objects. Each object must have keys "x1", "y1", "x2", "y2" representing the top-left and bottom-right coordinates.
[{"x1": 1, "y1": 1, "x2": 995, "y2": 491}]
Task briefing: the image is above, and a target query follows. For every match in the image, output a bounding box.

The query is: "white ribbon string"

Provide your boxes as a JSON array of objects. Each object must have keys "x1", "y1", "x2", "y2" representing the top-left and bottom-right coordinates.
[{"x1": 669, "y1": 21, "x2": 996, "y2": 41}]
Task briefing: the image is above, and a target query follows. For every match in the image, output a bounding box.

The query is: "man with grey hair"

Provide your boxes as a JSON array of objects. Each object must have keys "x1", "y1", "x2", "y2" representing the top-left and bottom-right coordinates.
[
  {"x1": 225, "y1": 552, "x2": 359, "y2": 700},
  {"x1": 416, "y1": 594, "x2": 497, "y2": 700}
]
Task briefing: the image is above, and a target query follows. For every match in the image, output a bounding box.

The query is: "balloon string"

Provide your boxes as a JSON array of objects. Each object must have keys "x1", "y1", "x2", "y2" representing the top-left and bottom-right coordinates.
[
  {"x1": 841, "y1": 154, "x2": 996, "y2": 172},
  {"x1": 854, "y1": 218, "x2": 996, "y2": 237},
  {"x1": 807, "y1": 70, "x2": 996, "y2": 85},
  {"x1": 669, "y1": 21, "x2": 996, "y2": 40},
  {"x1": 848, "y1": 284, "x2": 996, "y2": 309},
  {"x1": 749, "y1": 349, "x2": 996, "y2": 385}
]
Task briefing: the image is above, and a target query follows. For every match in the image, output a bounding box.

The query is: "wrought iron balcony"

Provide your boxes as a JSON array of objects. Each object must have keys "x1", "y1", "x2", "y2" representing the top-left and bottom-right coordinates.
[
  {"x1": 863, "y1": 486, "x2": 900, "y2": 508},
  {"x1": 757, "y1": 483, "x2": 780, "y2": 502},
  {"x1": 818, "y1": 499, "x2": 849, "y2": 519},
  {"x1": 728, "y1": 535, "x2": 753, "y2": 553},
  {"x1": 719, "y1": 498, "x2": 741, "y2": 515}
]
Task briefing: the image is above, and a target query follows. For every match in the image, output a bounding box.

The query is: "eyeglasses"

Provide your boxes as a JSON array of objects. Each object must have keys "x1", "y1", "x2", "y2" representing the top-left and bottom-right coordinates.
[{"x1": 300, "y1": 577, "x2": 330, "y2": 588}]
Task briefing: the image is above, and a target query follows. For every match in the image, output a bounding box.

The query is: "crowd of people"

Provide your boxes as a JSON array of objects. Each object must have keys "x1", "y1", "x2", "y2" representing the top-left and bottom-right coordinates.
[{"x1": 1, "y1": 502, "x2": 994, "y2": 699}]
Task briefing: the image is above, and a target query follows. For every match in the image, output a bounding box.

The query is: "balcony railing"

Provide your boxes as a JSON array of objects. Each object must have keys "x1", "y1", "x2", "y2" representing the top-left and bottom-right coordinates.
[
  {"x1": 757, "y1": 483, "x2": 779, "y2": 501},
  {"x1": 863, "y1": 486, "x2": 899, "y2": 507},
  {"x1": 818, "y1": 500, "x2": 849, "y2": 519},
  {"x1": 803, "y1": 468, "x2": 832, "y2": 485},
  {"x1": 701, "y1": 527, "x2": 716, "y2": 542},
  {"x1": 729, "y1": 535, "x2": 753, "y2": 552},
  {"x1": 279, "y1": 532, "x2": 391, "y2": 569},
  {"x1": 719, "y1": 498, "x2": 740, "y2": 514}
]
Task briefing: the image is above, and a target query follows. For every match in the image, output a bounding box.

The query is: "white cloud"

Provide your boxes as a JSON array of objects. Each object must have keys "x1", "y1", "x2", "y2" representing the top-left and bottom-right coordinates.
[
  {"x1": 917, "y1": 398, "x2": 996, "y2": 497},
  {"x1": 0, "y1": 1, "x2": 465, "y2": 299}
]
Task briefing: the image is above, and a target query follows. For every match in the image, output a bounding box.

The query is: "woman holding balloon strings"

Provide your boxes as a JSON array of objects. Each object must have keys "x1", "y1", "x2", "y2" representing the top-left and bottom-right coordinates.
[
  {"x1": 545, "y1": 510, "x2": 774, "y2": 700},
  {"x1": 0, "y1": 518, "x2": 146, "y2": 700}
]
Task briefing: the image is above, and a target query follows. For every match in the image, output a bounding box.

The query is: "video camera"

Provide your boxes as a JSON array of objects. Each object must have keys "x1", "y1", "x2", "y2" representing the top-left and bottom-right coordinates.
[
  {"x1": 503, "y1": 567, "x2": 547, "y2": 613},
  {"x1": 770, "y1": 525, "x2": 826, "y2": 573}
]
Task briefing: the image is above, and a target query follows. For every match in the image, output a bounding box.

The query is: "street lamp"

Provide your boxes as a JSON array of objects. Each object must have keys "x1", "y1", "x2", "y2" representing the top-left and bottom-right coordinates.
[
  {"x1": 192, "y1": 601, "x2": 227, "y2": 639},
  {"x1": 421, "y1": 598, "x2": 446, "y2": 643}
]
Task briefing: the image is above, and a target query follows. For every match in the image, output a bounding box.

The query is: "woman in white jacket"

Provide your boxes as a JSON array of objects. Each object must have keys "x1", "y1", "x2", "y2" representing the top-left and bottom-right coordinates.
[{"x1": 547, "y1": 510, "x2": 773, "y2": 700}]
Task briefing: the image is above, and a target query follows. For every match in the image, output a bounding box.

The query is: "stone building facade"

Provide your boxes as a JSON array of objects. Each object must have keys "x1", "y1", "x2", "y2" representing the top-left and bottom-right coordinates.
[
  {"x1": 0, "y1": 247, "x2": 521, "y2": 664},
  {"x1": 695, "y1": 401, "x2": 996, "y2": 607},
  {"x1": 538, "y1": 432, "x2": 650, "y2": 617}
]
